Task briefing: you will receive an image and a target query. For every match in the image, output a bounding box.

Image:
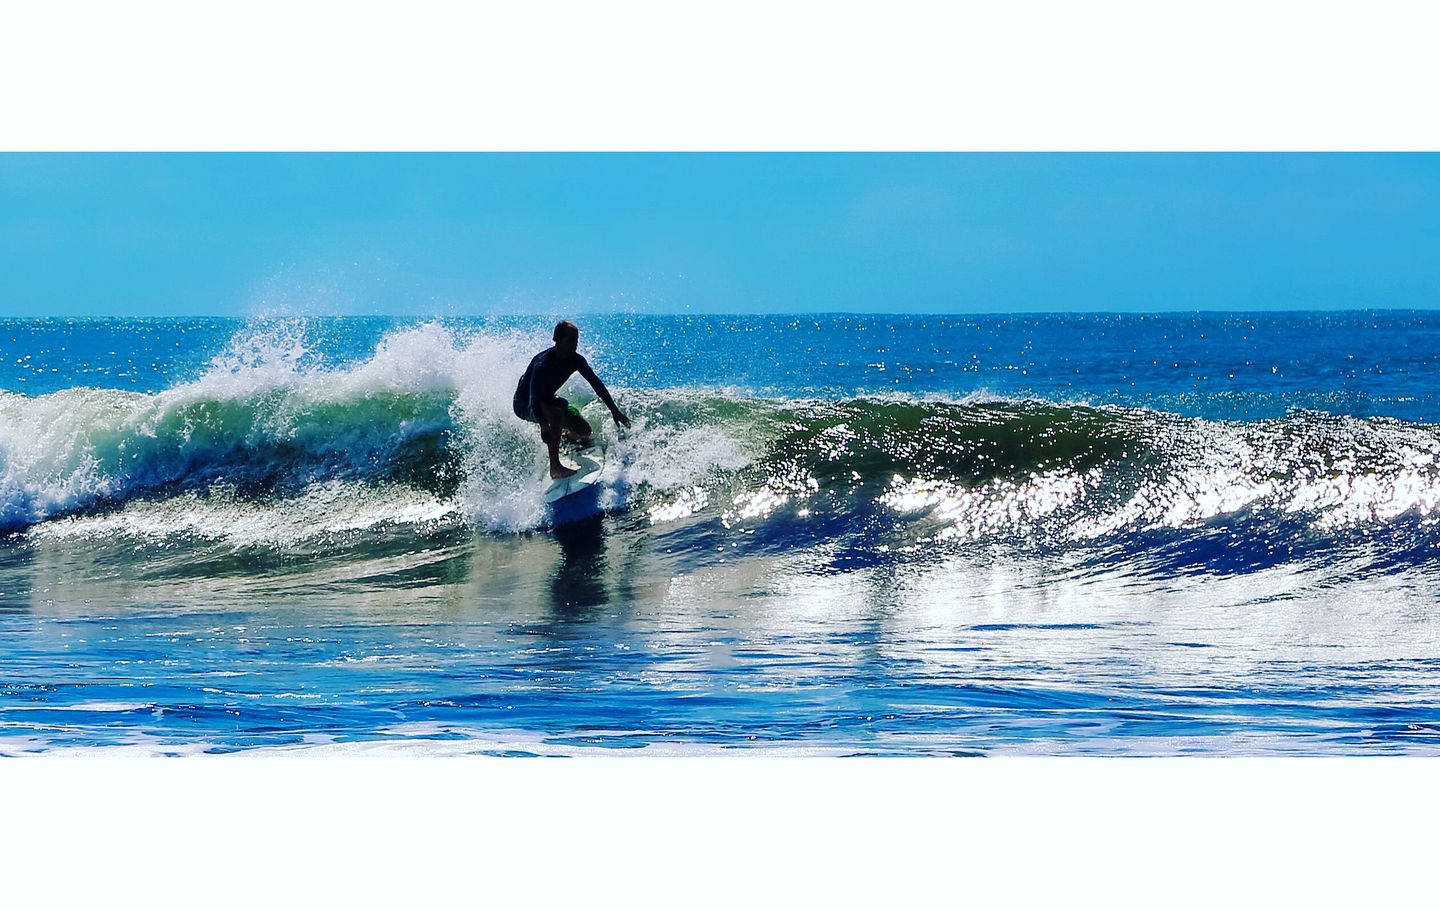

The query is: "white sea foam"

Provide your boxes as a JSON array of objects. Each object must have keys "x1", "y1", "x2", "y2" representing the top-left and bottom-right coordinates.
[
  {"x1": 0, "y1": 725, "x2": 856, "y2": 758},
  {"x1": 29, "y1": 481, "x2": 462, "y2": 546}
]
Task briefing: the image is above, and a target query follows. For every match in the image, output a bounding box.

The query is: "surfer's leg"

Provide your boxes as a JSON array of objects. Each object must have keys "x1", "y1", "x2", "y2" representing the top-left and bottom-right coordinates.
[
  {"x1": 561, "y1": 403, "x2": 593, "y2": 445},
  {"x1": 539, "y1": 400, "x2": 577, "y2": 479}
]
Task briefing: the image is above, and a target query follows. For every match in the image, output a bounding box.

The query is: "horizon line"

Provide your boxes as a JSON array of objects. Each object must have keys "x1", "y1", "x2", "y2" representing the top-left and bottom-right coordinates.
[{"x1": 7, "y1": 307, "x2": 1440, "y2": 321}]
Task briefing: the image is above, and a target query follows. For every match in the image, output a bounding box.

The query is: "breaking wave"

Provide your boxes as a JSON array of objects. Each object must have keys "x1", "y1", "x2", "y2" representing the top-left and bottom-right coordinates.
[
  {"x1": 0, "y1": 322, "x2": 748, "y2": 536},
  {"x1": 6, "y1": 323, "x2": 1440, "y2": 570}
]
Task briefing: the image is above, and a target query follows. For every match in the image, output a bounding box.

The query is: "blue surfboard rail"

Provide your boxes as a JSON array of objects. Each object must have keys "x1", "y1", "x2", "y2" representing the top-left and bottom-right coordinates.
[{"x1": 545, "y1": 444, "x2": 606, "y2": 525}]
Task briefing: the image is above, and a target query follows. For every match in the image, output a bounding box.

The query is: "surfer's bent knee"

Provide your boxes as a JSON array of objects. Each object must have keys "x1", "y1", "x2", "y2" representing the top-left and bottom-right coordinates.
[{"x1": 568, "y1": 412, "x2": 593, "y2": 440}]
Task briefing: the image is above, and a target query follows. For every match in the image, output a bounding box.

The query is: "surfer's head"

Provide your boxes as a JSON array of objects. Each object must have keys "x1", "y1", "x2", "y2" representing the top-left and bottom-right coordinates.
[{"x1": 553, "y1": 320, "x2": 579, "y2": 353}]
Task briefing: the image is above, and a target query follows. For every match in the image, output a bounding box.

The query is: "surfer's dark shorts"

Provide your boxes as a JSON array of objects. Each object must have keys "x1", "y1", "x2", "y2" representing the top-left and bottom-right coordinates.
[{"x1": 513, "y1": 396, "x2": 581, "y2": 425}]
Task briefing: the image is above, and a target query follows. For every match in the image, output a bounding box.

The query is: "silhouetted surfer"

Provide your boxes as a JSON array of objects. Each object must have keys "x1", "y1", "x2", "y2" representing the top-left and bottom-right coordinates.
[{"x1": 514, "y1": 320, "x2": 631, "y2": 479}]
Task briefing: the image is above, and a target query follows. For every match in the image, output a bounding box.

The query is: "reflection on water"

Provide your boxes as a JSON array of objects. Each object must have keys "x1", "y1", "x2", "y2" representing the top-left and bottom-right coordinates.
[
  {"x1": 550, "y1": 516, "x2": 610, "y2": 614},
  {"x1": 3, "y1": 513, "x2": 1440, "y2": 756}
]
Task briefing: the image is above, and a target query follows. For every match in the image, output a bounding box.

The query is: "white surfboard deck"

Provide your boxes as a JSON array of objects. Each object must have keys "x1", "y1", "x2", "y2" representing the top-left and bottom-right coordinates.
[{"x1": 543, "y1": 444, "x2": 606, "y2": 504}]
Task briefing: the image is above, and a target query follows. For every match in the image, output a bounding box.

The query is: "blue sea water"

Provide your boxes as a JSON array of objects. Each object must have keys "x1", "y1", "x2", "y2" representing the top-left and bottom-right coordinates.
[{"x1": 3, "y1": 312, "x2": 1440, "y2": 755}]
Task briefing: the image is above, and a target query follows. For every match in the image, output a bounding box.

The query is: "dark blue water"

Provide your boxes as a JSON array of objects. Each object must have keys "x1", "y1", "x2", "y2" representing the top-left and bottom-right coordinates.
[{"x1": 3, "y1": 313, "x2": 1440, "y2": 755}]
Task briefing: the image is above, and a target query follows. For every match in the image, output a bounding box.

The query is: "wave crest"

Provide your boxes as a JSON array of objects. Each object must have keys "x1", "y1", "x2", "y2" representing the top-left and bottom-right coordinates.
[{"x1": 7, "y1": 323, "x2": 1440, "y2": 558}]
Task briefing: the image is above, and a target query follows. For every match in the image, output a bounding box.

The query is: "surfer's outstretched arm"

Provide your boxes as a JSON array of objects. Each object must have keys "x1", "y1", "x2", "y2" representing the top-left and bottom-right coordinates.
[{"x1": 577, "y1": 359, "x2": 630, "y2": 427}]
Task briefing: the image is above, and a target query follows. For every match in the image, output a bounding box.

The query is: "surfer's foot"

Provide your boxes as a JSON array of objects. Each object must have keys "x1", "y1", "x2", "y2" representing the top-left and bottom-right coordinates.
[{"x1": 550, "y1": 464, "x2": 578, "y2": 479}]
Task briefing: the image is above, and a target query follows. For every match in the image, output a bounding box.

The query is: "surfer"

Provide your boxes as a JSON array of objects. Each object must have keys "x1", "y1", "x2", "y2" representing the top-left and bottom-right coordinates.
[{"x1": 514, "y1": 320, "x2": 631, "y2": 479}]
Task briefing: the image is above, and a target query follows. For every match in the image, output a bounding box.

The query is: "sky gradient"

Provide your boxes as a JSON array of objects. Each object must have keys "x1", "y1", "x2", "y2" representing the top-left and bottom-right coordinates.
[{"x1": 2, "y1": 153, "x2": 1439, "y2": 317}]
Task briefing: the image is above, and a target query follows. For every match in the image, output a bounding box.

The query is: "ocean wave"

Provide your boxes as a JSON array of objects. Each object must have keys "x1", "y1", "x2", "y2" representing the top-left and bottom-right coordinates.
[
  {"x1": 6, "y1": 323, "x2": 1440, "y2": 559},
  {"x1": 647, "y1": 399, "x2": 1440, "y2": 560},
  {"x1": 0, "y1": 322, "x2": 750, "y2": 536}
]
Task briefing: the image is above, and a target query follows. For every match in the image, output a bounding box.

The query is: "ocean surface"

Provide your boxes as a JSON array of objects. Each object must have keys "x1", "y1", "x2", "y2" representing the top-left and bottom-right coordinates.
[{"x1": 3, "y1": 312, "x2": 1440, "y2": 756}]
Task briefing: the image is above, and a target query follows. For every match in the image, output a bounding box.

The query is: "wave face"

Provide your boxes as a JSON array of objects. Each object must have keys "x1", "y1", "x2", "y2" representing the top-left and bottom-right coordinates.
[
  {"x1": 5, "y1": 321, "x2": 1440, "y2": 575},
  {"x1": 753, "y1": 399, "x2": 1440, "y2": 539}
]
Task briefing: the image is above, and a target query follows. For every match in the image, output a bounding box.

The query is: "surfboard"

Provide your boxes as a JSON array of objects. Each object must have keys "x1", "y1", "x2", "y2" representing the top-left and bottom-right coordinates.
[{"x1": 543, "y1": 443, "x2": 606, "y2": 504}]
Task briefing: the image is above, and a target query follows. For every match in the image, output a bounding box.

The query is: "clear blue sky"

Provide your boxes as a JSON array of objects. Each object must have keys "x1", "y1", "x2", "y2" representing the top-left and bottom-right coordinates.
[{"x1": 2, "y1": 153, "x2": 1439, "y2": 317}]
